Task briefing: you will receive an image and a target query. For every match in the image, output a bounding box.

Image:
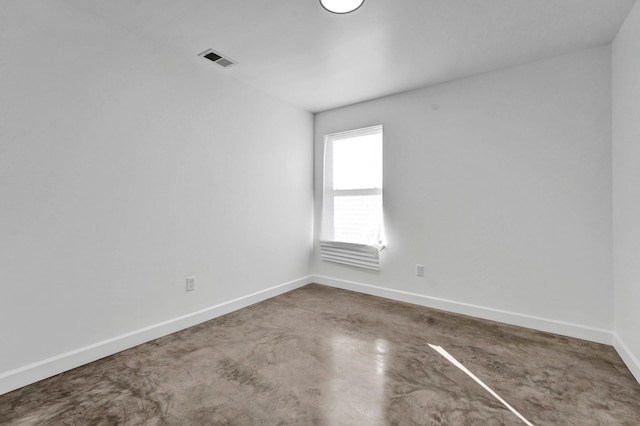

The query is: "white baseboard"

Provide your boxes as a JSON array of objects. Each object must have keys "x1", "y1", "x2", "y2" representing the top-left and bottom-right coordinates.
[
  {"x1": 0, "y1": 275, "x2": 312, "y2": 396},
  {"x1": 312, "y1": 275, "x2": 613, "y2": 345},
  {"x1": 4, "y1": 274, "x2": 632, "y2": 396},
  {"x1": 614, "y1": 334, "x2": 640, "y2": 384}
]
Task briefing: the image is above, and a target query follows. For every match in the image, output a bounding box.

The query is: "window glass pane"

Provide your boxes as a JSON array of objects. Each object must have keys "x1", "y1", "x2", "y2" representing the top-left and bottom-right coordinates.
[
  {"x1": 332, "y1": 134, "x2": 382, "y2": 190},
  {"x1": 333, "y1": 194, "x2": 382, "y2": 244},
  {"x1": 321, "y1": 125, "x2": 384, "y2": 249}
]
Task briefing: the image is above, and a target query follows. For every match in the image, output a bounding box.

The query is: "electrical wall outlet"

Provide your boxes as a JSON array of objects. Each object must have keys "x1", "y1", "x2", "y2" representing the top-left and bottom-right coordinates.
[
  {"x1": 416, "y1": 264, "x2": 424, "y2": 277},
  {"x1": 186, "y1": 276, "x2": 196, "y2": 292}
]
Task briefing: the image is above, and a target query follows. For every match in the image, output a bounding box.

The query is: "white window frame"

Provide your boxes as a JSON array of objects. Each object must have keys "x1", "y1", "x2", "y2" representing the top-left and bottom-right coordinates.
[{"x1": 320, "y1": 125, "x2": 384, "y2": 270}]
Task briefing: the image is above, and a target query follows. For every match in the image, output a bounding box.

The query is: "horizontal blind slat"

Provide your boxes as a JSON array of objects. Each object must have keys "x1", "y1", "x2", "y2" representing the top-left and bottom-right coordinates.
[{"x1": 320, "y1": 241, "x2": 381, "y2": 271}]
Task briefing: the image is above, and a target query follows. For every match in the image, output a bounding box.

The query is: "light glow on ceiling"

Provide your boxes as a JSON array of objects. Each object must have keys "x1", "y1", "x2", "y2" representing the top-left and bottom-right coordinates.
[{"x1": 319, "y1": 0, "x2": 365, "y2": 14}]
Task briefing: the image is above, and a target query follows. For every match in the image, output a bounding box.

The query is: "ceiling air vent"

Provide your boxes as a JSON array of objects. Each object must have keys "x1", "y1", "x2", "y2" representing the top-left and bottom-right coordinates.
[{"x1": 198, "y1": 49, "x2": 237, "y2": 68}]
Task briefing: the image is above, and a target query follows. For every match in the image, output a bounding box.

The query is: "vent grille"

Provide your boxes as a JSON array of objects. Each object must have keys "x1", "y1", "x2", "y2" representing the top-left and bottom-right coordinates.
[{"x1": 199, "y1": 49, "x2": 237, "y2": 68}]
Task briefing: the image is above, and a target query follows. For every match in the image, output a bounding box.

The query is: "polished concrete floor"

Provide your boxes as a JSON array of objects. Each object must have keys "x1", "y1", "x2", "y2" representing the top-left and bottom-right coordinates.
[{"x1": 1, "y1": 284, "x2": 639, "y2": 425}]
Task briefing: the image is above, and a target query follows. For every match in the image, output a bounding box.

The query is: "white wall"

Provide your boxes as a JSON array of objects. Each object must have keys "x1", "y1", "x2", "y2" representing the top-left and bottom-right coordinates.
[
  {"x1": 314, "y1": 46, "x2": 613, "y2": 341},
  {"x1": 613, "y1": 0, "x2": 640, "y2": 382},
  {"x1": 2, "y1": 0, "x2": 633, "y2": 396},
  {"x1": 0, "y1": 1, "x2": 313, "y2": 392}
]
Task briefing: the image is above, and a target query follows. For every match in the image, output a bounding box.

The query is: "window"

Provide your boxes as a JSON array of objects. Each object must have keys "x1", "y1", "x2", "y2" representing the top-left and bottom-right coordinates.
[{"x1": 320, "y1": 125, "x2": 383, "y2": 270}]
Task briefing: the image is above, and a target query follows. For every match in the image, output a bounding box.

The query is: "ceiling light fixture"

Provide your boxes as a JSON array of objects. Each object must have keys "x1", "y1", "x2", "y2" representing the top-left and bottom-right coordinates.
[{"x1": 319, "y1": 0, "x2": 365, "y2": 14}]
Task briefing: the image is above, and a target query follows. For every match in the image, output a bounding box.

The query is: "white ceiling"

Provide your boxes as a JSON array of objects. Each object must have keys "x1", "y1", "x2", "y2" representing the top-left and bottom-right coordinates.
[{"x1": 62, "y1": 0, "x2": 636, "y2": 113}]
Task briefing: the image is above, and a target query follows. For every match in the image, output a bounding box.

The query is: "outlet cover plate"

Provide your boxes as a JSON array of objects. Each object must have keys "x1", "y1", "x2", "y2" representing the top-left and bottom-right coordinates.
[{"x1": 186, "y1": 276, "x2": 196, "y2": 292}]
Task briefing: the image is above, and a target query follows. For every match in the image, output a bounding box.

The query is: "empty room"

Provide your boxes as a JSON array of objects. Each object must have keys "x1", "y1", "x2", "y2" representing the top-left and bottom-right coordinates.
[{"x1": 1, "y1": 0, "x2": 640, "y2": 424}]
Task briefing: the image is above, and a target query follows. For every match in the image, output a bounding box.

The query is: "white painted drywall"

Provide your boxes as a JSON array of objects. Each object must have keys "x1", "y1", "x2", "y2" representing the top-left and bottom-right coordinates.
[
  {"x1": 313, "y1": 46, "x2": 613, "y2": 332},
  {"x1": 0, "y1": 1, "x2": 312, "y2": 378},
  {"x1": 613, "y1": 0, "x2": 640, "y2": 380}
]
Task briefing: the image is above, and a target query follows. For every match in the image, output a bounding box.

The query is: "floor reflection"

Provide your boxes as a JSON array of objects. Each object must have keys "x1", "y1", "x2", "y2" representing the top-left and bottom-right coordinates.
[
  {"x1": 428, "y1": 343, "x2": 534, "y2": 426},
  {"x1": 323, "y1": 335, "x2": 388, "y2": 425}
]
